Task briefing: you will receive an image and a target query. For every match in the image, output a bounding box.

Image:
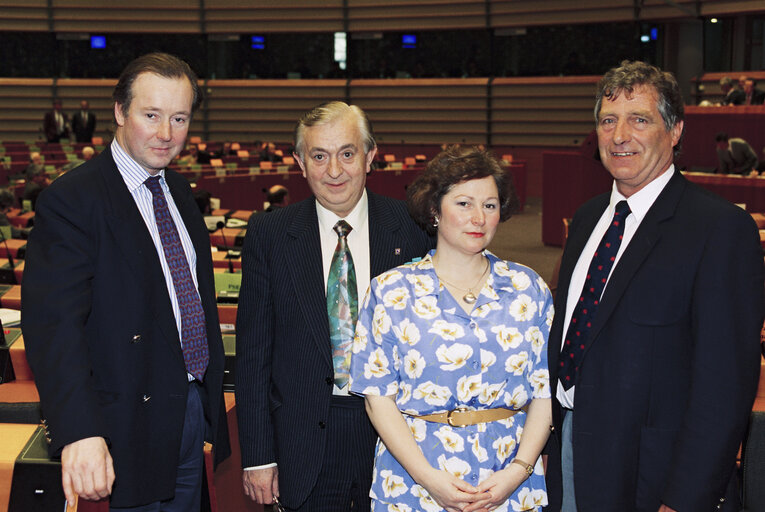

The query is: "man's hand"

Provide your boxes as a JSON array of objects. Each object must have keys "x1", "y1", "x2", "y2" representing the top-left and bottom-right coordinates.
[
  {"x1": 658, "y1": 505, "x2": 678, "y2": 512},
  {"x1": 242, "y1": 466, "x2": 279, "y2": 504},
  {"x1": 61, "y1": 437, "x2": 114, "y2": 503}
]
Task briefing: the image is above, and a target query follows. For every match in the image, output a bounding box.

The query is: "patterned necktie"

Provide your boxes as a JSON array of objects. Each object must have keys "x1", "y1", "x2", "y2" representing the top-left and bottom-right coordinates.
[
  {"x1": 559, "y1": 200, "x2": 631, "y2": 390},
  {"x1": 145, "y1": 176, "x2": 209, "y2": 381},
  {"x1": 326, "y1": 220, "x2": 358, "y2": 389}
]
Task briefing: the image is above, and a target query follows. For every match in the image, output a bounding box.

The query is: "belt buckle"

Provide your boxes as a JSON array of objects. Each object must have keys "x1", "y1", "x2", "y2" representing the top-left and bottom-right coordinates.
[{"x1": 446, "y1": 406, "x2": 469, "y2": 427}]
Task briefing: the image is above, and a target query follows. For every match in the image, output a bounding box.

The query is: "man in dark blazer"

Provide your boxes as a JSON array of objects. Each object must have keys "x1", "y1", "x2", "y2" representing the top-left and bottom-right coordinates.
[
  {"x1": 71, "y1": 99, "x2": 97, "y2": 143},
  {"x1": 236, "y1": 101, "x2": 432, "y2": 511},
  {"x1": 545, "y1": 61, "x2": 764, "y2": 512},
  {"x1": 43, "y1": 98, "x2": 69, "y2": 142},
  {"x1": 22, "y1": 53, "x2": 230, "y2": 510}
]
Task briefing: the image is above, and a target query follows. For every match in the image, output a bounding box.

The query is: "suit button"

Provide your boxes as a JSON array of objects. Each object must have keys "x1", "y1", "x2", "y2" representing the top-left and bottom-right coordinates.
[
  {"x1": 325, "y1": 377, "x2": 333, "y2": 385},
  {"x1": 318, "y1": 421, "x2": 326, "y2": 429},
  {"x1": 131, "y1": 334, "x2": 142, "y2": 343},
  {"x1": 142, "y1": 395, "x2": 151, "y2": 403}
]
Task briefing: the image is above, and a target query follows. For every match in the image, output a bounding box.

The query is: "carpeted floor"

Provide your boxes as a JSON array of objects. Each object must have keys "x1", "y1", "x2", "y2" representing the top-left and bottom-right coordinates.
[{"x1": 486, "y1": 196, "x2": 563, "y2": 287}]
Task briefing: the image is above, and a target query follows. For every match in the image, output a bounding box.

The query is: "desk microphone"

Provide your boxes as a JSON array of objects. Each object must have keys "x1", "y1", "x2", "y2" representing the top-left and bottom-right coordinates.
[
  {"x1": 216, "y1": 221, "x2": 235, "y2": 274},
  {"x1": 0, "y1": 228, "x2": 17, "y2": 285}
]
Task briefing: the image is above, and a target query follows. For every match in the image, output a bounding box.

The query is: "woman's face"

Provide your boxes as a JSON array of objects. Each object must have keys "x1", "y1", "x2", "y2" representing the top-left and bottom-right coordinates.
[{"x1": 436, "y1": 176, "x2": 501, "y2": 257}]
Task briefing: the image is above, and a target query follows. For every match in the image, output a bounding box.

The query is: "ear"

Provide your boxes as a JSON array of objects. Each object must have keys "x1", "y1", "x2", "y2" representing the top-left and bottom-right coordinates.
[
  {"x1": 670, "y1": 120, "x2": 683, "y2": 148},
  {"x1": 294, "y1": 152, "x2": 307, "y2": 178},
  {"x1": 365, "y1": 145, "x2": 378, "y2": 174},
  {"x1": 114, "y1": 103, "x2": 126, "y2": 127}
]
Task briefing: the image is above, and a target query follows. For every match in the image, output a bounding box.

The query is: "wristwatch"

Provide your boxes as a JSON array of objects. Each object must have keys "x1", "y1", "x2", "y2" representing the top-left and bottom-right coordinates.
[{"x1": 511, "y1": 458, "x2": 534, "y2": 476}]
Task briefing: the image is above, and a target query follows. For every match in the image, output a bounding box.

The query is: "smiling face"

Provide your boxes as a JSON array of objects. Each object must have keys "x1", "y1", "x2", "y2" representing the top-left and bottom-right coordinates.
[
  {"x1": 436, "y1": 176, "x2": 501, "y2": 257},
  {"x1": 596, "y1": 84, "x2": 682, "y2": 197},
  {"x1": 114, "y1": 72, "x2": 193, "y2": 176},
  {"x1": 295, "y1": 111, "x2": 376, "y2": 217}
]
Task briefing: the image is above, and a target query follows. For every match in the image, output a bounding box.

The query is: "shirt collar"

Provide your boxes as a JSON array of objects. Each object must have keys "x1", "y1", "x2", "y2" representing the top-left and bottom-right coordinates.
[
  {"x1": 609, "y1": 164, "x2": 674, "y2": 224},
  {"x1": 416, "y1": 249, "x2": 509, "y2": 304},
  {"x1": 111, "y1": 138, "x2": 166, "y2": 193},
  {"x1": 316, "y1": 189, "x2": 368, "y2": 235}
]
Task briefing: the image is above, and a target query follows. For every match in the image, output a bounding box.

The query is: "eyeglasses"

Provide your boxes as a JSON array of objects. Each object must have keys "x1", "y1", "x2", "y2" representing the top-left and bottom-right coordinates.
[{"x1": 272, "y1": 495, "x2": 286, "y2": 512}]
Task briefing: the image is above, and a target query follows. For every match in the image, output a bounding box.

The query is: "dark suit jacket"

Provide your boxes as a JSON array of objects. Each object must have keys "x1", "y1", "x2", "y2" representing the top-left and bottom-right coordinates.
[
  {"x1": 545, "y1": 171, "x2": 764, "y2": 512},
  {"x1": 71, "y1": 111, "x2": 97, "y2": 143},
  {"x1": 43, "y1": 110, "x2": 69, "y2": 142},
  {"x1": 21, "y1": 147, "x2": 231, "y2": 507},
  {"x1": 235, "y1": 191, "x2": 433, "y2": 508}
]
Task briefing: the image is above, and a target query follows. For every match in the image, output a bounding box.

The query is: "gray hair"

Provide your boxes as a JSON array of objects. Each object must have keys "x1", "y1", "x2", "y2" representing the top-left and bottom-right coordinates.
[{"x1": 293, "y1": 101, "x2": 375, "y2": 161}]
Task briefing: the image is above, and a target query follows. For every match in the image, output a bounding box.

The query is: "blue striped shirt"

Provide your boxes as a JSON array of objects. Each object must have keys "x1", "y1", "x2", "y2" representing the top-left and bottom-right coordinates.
[{"x1": 111, "y1": 139, "x2": 199, "y2": 345}]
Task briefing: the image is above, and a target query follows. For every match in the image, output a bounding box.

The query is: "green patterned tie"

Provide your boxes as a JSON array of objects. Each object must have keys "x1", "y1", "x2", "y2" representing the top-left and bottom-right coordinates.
[{"x1": 327, "y1": 220, "x2": 358, "y2": 388}]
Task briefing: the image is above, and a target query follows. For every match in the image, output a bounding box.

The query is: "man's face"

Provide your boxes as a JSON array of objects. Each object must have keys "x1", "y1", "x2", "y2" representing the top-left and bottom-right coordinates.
[
  {"x1": 114, "y1": 72, "x2": 193, "y2": 176},
  {"x1": 745, "y1": 80, "x2": 754, "y2": 94},
  {"x1": 53, "y1": 101, "x2": 62, "y2": 112},
  {"x1": 80, "y1": 100, "x2": 89, "y2": 111},
  {"x1": 596, "y1": 84, "x2": 682, "y2": 197},
  {"x1": 295, "y1": 112, "x2": 376, "y2": 217}
]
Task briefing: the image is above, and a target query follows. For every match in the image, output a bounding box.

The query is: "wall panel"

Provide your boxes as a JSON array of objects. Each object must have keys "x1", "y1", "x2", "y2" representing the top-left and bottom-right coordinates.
[
  {"x1": 350, "y1": 78, "x2": 488, "y2": 144},
  {"x1": 0, "y1": 1, "x2": 48, "y2": 31}
]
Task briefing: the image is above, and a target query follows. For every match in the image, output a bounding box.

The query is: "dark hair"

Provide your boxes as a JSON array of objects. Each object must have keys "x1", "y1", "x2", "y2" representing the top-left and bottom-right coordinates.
[
  {"x1": 595, "y1": 60, "x2": 684, "y2": 156},
  {"x1": 112, "y1": 52, "x2": 202, "y2": 118},
  {"x1": 266, "y1": 185, "x2": 289, "y2": 205},
  {"x1": 294, "y1": 101, "x2": 375, "y2": 161},
  {"x1": 407, "y1": 146, "x2": 518, "y2": 235},
  {"x1": 715, "y1": 132, "x2": 729, "y2": 143},
  {"x1": 0, "y1": 188, "x2": 14, "y2": 209}
]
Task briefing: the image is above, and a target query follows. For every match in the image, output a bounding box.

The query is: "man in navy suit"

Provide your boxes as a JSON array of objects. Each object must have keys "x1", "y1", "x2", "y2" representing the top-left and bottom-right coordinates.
[
  {"x1": 236, "y1": 101, "x2": 432, "y2": 511},
  {"x1": 545, "y1": 61, "x2": 764, "y2": 511},
  {"x1": 22, "y1": 53, "x2": 230, "y2": 511}
]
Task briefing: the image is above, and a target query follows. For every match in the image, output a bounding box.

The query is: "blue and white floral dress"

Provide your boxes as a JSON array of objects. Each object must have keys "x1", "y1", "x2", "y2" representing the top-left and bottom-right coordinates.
[{"x1": 350, "y1": 250, "x2": 553, "y2": 512}]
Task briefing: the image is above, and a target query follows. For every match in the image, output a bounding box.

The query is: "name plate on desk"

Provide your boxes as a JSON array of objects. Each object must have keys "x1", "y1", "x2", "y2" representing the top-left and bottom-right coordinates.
[{"x1": 215, "y1": 272, "x2": 242, "y2": 305}]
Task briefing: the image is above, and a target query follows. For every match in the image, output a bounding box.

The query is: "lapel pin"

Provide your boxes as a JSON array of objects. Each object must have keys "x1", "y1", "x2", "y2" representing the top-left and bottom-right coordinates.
[{"x1": 394, "y1": 248, "x2": 401, "y2": 255}]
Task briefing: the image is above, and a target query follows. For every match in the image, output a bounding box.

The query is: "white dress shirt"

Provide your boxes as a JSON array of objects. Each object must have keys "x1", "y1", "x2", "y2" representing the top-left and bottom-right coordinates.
[{"x1": 557, "y1": 166, "x2": 675, "y2": 409}]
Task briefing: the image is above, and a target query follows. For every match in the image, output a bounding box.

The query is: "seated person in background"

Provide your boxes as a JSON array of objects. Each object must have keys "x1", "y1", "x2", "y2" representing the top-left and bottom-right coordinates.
[
  {"x1": 82, "y1": 146, "x2": 95, "y2": 161},
  {"x1": 719, "y1": 77, "x2": 744, "y2": 106},
  {"x1": 264, "y1": 184, "x2": 289, "y2": 212},
  {"x1": 716, "y1": 132, "x2": 759, "y2": 175},
  {"x1": 23, "y1": 152, "x2": 45, "y2": 180},
  {"x1": 743, "y1": 79, "x2": 765, "y2": 106},
  {"x1": 23, "y1": 158, "x2": 51, "y2": 209},
  {"x1": 59, "y1": 146, "x2": 96, "y2": 175},
  {"x1": 259, "y1": 141, "x2": 282, "y2": 163},
  {"x1": 0, "y1": 188, "x2": 29, "y2": 238}
]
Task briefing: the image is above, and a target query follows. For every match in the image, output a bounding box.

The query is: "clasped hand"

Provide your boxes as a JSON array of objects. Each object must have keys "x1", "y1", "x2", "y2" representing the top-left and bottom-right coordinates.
[{"x1": 422, "y1": 467, "x2": 520, "y2": 512}]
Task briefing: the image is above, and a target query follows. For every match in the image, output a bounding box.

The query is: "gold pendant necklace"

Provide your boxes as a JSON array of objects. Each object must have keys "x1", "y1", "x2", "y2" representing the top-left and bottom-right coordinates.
[{"x1": 435, "y1": 259, "x2": 489, "y2": 304}]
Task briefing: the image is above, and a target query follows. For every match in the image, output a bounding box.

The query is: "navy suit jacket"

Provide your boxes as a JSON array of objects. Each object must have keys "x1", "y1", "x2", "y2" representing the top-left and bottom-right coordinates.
[
  {"x1": 22, "y1": 147, "x2": 230, "y2": 507},
  {"x1": 546, "y1": 171, "x2": 764, "y2": 512},
  {"x1": 235, "y1": 191, "x2": 433, "y2": 508}
]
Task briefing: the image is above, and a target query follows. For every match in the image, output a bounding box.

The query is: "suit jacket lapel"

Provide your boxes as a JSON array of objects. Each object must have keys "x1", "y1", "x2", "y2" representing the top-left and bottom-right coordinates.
[
  {"x1": 368, "y1": 191, "x2": 402, "y2": 276},
  {"x1": 285, "y1": 199, "x2": 333, "y2": 366},
  {"x1": 584, "y1": 172, "x2": 686, "y2": 353},
  {"x1": 100, "y1": 149, "x2": 184, "y2": 359}
]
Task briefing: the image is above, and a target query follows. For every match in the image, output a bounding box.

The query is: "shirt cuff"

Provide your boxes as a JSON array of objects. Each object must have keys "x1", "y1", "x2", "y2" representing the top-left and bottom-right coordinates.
[{"x1": 244, "y1": 463, "x2": 277, "y2": 471}]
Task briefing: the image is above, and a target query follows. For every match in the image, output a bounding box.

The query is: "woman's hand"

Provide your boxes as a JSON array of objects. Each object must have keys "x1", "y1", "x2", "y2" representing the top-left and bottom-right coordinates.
[
  {"x1": 419, "y1": 466, "x2": 486, "y2": 512},
  {"x1": 462, "y1": 466, "x2": 528, "y2": 512}
]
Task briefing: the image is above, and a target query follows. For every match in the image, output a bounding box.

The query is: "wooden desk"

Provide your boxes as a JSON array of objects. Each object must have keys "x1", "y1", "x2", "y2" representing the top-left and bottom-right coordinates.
[
  {"x1": 0, "y1": 241, "x2": 26, "y2": 260},
  {"x1": 212, "y1": 252, "x2": 242, "y2": 271},
  {"x1": 0, "y1": 286, "x2": 21, "y2": 309}
]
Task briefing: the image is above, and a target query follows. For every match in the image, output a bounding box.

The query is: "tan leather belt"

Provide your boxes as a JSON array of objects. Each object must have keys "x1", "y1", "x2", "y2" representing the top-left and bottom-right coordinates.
[{"x1": 407, "y1": 406, "x2": 525, "y2": 427}]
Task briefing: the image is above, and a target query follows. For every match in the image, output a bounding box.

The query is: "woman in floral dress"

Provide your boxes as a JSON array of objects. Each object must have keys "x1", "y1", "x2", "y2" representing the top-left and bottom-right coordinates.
[{"x1": 350, "y1": 146, "x2": 553, "y2": 512}]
